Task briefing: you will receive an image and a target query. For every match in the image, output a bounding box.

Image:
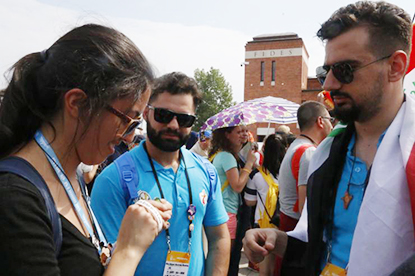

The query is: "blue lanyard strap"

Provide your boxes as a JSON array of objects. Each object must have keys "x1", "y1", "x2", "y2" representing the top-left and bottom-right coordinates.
[{"x1": 34, "y1": 130, "x2": 107, "y2": 252}]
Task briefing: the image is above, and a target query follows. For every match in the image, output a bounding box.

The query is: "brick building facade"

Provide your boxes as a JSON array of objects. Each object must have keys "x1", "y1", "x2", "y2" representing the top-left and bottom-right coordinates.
[{"x1": 243, "y1": 33, "x2": 322, "y2": 139}]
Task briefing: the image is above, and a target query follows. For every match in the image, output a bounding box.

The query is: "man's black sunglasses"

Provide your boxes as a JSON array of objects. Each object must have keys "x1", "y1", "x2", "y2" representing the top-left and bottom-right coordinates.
[
  {"x1": 316, "y1": 54, "x2": 391, "y2": 85},
  {"x1": 147, "y1": 105, "x2": 196, "y2": 128}
]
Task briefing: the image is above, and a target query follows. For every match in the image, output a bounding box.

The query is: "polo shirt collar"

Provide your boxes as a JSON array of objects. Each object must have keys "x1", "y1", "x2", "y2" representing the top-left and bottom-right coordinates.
[
  {"x1": 136, "y1": 142, "x2": 196, "y2": 172},
  {"x1": 347, "y1": 129, "x2": 387, "y2": 158}
]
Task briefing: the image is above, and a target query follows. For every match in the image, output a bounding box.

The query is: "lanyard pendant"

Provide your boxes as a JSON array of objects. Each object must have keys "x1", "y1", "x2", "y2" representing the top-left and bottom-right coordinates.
[
  {"x1": 91, "y1": 235, "x2": 101, "y2": 251},
  {"x1": 187, "y1": 204, "x2": 196, "y2": 221}
]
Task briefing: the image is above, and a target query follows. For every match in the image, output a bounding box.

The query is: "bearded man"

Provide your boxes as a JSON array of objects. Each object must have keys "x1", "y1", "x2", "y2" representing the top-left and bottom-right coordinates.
[
  {"x1": 92, "y1": 72, "x2": 230, "y2": 276},
  {"x1": 243, "y1": 2, "x2": 415, "y2": 275}
]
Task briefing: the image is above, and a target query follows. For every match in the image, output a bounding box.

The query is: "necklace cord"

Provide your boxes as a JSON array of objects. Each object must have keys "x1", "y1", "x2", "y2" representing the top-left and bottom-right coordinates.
[{"x1": 143, "y1": 142, "x2": 194, "y2": 251}]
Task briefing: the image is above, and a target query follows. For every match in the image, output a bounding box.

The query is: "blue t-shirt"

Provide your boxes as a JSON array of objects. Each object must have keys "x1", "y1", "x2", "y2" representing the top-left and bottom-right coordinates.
[
  {"x1": 212, "y1": 151, "x2": 239, "y2": 214},
  {"x1": 321, "y1": 133, "x2": 385, "y2": 269},
  {"x1": 91, "y1": 143, "x2": 228, "y2": 276}
]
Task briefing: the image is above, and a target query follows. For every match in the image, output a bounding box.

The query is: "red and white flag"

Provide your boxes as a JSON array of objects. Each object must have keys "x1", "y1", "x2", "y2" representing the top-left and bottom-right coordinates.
[{"x1": 404, "y1": 23, "x2": 415, "y2": 94}]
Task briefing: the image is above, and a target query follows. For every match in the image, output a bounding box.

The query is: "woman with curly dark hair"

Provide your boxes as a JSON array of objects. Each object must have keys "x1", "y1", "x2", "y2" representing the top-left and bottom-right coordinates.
[{"x1": 209, "y1": 126, "x2": 256, "y2": 247}]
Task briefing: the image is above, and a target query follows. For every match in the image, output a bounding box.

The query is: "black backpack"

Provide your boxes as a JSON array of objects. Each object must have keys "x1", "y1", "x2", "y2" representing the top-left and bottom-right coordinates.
[{"x1": 0, "y1": 157, "x2": 62, "y2": 256}]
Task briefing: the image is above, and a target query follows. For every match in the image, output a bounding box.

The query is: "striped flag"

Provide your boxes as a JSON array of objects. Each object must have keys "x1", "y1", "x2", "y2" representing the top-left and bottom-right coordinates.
[{"x1": 404, "y1": 23, "x2": 415, "y2": 94}]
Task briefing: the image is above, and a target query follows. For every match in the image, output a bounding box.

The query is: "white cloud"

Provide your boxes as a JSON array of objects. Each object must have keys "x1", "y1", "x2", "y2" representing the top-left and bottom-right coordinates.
[
  {"x1": 0, "y1": 0, "x2": 251, "y2": 102},
  {"x1": 113, "y1": 18, "x2": 251, "y2": 102}
]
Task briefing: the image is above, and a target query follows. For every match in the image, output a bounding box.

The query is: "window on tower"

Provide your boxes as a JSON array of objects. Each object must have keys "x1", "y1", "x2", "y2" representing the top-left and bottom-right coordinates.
[{"x1": 272, "y1": 61, "x2": 276, "y2": 81}]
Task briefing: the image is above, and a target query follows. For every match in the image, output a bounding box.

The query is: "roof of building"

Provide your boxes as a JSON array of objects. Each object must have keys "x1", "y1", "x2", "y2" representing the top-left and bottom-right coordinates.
[{"x1": 252, "y1": 32, "x2": 299, "y2": 41}]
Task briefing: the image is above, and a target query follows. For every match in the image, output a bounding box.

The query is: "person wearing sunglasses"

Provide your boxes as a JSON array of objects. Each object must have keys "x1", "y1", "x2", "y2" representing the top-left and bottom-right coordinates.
[
  {"x1": 0, "y1": 24, "x2": 173, "y2": 276},
  {"x1": 92, "y1": 72, "x2": 230, "y2": 276},
  {"x1": 243, "y1": 2, "x2": 414, "y2": 276}
]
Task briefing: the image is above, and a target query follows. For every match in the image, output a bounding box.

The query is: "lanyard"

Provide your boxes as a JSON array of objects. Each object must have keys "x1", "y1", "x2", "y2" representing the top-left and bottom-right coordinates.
[
  {"x1": 143, "y1": 142, "x2": 194, "y2": 252},
  {"x1": 299, "y1": 134, "x2": 317, "y2": 146},
  {"x1": 34, "y1": 130, "x2": 107, "y2": 252}
]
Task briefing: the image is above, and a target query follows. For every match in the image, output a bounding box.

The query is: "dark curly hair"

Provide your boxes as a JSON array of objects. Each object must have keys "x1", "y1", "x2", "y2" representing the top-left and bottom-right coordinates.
[
  {"x1": 149, "y1": 72, "x2": 202, "y2": 111},
  {"x1": 208, "y1": 126, "x2": 238, "y2": 159},
  {"x1": 317, "y1": 1, "x2": 412, "y2": 58}
]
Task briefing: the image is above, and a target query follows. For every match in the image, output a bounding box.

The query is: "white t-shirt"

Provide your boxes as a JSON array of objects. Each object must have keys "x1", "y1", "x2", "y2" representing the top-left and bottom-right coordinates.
[
  {"x1": 278, "y1": 138, "x2": 315, "y2": 219},
  {"x1": 245, "y1": 170, "x2": 278, "y2": 223},
  {"x1": 190, "y1": 141, "x2": 208, "y2": 158}
]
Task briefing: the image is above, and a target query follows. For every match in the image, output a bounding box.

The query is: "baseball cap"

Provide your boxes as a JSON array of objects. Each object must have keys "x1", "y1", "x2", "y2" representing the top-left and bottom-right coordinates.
[{"x1": 199, "y1": 130, "x2": 212, "y2": 142}]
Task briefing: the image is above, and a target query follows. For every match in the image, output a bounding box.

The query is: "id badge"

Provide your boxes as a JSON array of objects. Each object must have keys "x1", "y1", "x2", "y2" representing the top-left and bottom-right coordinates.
[
  {"x1": 163, "y1": 251, "x2": 191, "y2": 276},
  {"x1": 320, "y1": 263, "x2": 347, "y2": 276}
]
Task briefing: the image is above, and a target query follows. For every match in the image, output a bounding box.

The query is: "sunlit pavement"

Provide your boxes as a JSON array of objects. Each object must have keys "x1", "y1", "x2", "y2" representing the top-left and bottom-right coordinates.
[{"x1": 238, "y1": 250, "x2": 259, "y2": 276}]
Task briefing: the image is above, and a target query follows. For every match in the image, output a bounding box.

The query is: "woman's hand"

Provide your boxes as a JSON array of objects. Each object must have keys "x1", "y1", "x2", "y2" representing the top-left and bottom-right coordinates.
[
  {"x1": 113, "y1": 199, "x2": 172, "y2": 261},
  {"x1": 246, "y1": 149, "x2": 257, "y2": 169},
  {"x1": 148, "y1": 199, "x2": 173, "y2": 230},
  {"x1": 105, "y1": 199, "x2": 172, "y2": 275}
]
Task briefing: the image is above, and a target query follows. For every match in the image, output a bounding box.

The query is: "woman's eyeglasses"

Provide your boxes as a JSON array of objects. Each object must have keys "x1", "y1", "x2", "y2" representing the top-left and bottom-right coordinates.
[
  {"x1": 106, "y1": 105, "x2": 142, "y2": 137},
  {"x1": 147, "y1": 105, "x2": 196, "y2": 128},
  {"x1": 316, "y1": 54, "x2": 391, "y2": 85}
]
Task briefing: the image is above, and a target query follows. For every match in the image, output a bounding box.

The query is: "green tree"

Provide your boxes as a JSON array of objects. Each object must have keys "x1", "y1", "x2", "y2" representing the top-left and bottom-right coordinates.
[{"x1": 194, "y1": 67, "x2": 235, "y2": 131}]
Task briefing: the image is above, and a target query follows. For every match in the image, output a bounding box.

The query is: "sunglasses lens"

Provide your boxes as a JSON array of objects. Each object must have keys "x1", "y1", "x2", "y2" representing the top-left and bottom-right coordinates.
[
  {"x1": 154, "y1": 108, "x2": 174, "y2": 124},
  {"x1": 124, "y1": 120, "x2": 141, "y2": 136},
  {"x1": 333, "y1": 63, "x2": 354, "y2": 84},
  {"x1": 316, "y1": 66, "x2": 327, "y2": 85},
  {"x1": 176, "y1": 114, "x2": 196, "y2": 128},
  {"x1": 152, "y1": 107, "x2": 195, "y2": 127}
]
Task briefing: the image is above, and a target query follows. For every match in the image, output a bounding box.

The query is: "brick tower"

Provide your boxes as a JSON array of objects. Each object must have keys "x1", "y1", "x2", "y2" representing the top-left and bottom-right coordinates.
[
  {"x1": 243, "y1": 33, "x2": 321, "y2": 139},
  {"x1": 244, "y1": 32, "x2": 309, "y2": 103}
]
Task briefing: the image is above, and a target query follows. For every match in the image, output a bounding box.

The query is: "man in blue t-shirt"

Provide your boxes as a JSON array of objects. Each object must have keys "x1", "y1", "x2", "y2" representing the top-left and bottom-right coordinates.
[{"x1": 91, "y1": 72, "x2": 229, "y2": 276}]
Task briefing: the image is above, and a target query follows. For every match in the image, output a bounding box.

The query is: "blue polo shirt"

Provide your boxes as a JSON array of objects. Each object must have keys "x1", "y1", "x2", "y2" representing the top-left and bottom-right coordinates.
[
  {"x1": 321, "y1": 133, "x2": 385, "y2": 269},
  {"x1": 91, "y1": 143, "x2": 228, "y2": 276}
]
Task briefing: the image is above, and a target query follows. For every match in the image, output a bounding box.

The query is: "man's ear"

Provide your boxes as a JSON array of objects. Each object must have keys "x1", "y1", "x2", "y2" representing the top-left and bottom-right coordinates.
[
  {"x1": 143, "y1": 105, "x2": 150, "y2": 121},
  {"x1": 388, "y1": 50, "x2": 408, "y2": 82},
  {"x1": 316, "y1": 116, "x2": 324, "y2": 129},
  {"x1": 64, "y1": 89, "x2": 88, "y2": 119}
]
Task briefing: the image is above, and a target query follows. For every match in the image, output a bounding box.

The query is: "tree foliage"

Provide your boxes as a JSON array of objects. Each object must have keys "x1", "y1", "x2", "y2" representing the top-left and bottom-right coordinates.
[{"x1": 193, "y1": 67, "x2": 235, "y2": 131}]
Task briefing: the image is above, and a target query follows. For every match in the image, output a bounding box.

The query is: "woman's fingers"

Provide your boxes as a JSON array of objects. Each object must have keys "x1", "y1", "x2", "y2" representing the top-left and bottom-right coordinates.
[
  {"x1": 148, "y1": 199, "x2": 172, "y2": 222},
  {"x1": 135, "y1": 200, "x2": 164, "y2": 232}
]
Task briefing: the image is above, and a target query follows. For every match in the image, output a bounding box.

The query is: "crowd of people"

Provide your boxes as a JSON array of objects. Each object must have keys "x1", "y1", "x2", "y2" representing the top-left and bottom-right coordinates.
[{"x1": 0, "y1": 1, "x2": 414, "y2": 276}]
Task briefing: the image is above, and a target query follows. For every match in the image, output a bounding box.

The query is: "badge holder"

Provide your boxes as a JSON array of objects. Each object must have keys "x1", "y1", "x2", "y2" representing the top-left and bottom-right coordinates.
[
  {"x1": 162, "y1": 204, "x2": 196, "y2": 276},
  {"x1": 320, "y1": 263, "x2": 347, "y2": 276},
  {"x1": 320, "y1": 244, "x2": 347, "y2": 276}
]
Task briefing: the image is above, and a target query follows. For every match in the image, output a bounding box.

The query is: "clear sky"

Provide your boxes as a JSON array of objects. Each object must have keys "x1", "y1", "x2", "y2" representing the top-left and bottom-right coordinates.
[{"x1": 0, "y1": 0, "x2": 413, "y2": 102}]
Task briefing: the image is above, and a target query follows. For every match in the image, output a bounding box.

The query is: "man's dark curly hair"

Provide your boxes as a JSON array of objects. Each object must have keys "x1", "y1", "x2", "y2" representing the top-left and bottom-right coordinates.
[
  {"x1": 149, "y1": 72, "x2": 202, "y2": 110},
  {"x1": 317, "y1": 1, "x2": 412, "y2": 59}
]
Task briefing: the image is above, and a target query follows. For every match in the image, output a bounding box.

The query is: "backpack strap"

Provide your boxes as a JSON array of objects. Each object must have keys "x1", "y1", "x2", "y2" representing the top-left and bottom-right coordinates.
[
  {"x1": 208, "y1": 151, "x2": 230, "y2": 192},
  {"x1": 0, "y1": 157, "x2": 62, "y2": 256},
  {"x1": 114, "y1": 152, "x2": 139, "y2": 205},
  {"x1": 291, "y1": 144, "x2": 314, "y2": 212},
  {"x1": 208, "y1": 151, "x2": 218, "y2": 163},
  {"x1": 192, "y1": 152, "x2": 220, "y2": 200},
  {"x1": 257, "y1": 167, "x2": 279, "y2": 228}
]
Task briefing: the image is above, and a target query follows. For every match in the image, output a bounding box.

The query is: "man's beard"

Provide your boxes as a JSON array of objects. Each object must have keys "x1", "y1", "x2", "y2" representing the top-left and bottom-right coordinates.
[
  {"x1": 147, "y1": 122, "x2": 190, "y2": 152},
  {"x1": 331, "y1": 79, "x2": 383, "y2": 124},
  {"x1": 331, "y1": 90, "x2": 360, "y2": 123}
]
